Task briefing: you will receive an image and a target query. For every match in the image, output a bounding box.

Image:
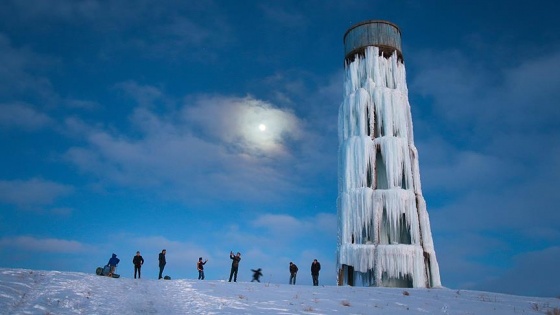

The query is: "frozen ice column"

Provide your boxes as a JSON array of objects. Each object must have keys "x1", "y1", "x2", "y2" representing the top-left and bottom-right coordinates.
[{"x1": 337, "y1": 20, "x2": 441, "y2": 288}]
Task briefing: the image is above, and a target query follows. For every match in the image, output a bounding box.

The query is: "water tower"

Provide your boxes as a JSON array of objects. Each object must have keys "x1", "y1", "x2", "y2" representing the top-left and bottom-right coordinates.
[{"x1": 337, "y1": 20, "x2": 441, "y2": 288}]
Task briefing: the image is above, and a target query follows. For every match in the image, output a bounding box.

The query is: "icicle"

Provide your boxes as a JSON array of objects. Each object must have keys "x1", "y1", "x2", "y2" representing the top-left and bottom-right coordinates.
[
  {"x1": 373, "y1": 137, "x2": 413, "y2": 189},
  {"x1": 339, "y1": 244, "x2": 376, "y2": 273},
  {"x1": 375, "y1": 245, "x2": 426, "y2": 287},
  {"x1": 373, "y1": 189, "x2": 421, "y2": 245},
  {"x1": 338, "y1": 136, "x2": 375, "y2": 192},
  {"x1": 337, "y1": 39, "x2": 441, "y2": 288}
]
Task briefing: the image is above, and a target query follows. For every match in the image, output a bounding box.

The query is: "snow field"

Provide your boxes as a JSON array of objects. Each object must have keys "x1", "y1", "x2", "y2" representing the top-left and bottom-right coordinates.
[{"x1": 1, "y1": 268, "x2": 559, "y2": 314}]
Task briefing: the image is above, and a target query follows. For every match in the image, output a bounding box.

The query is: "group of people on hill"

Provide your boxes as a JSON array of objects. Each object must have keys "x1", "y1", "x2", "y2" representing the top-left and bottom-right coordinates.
[
  {"x1": 105, "y1": 250, "x2": 321, "y2": 285},
  {"x1": 288, "y1": 259, "x2": 321, "y2": 286},
  {"x1": 228, "y1": 252, "x2": 322, "y2": 286},
  {"x1": 105, "y1": 249, "x2": 166, "y2": 279}
]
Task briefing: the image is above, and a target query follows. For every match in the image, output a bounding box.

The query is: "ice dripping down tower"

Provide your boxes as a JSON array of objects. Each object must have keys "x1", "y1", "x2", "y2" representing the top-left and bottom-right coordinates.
[{"x1": 337, "y1": 20, "x2": 441, "y2": 288}]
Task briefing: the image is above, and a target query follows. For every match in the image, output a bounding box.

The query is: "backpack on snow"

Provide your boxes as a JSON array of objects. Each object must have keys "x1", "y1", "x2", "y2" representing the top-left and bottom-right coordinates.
[{"x1": 95, "y1": 265, "x2": 120, "y2": 278}]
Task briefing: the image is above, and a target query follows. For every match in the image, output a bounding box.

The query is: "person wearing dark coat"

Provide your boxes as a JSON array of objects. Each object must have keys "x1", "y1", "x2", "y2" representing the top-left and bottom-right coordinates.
[
  {"x1": 197, "y1": 257, "x2": 208, "y2": 280},
  {"x1": 228, "y1": 251, "x2": 241, "y2": 282},
  {"x1": 107, "y1": 253, "x2": 120, "y2": 276},
  {"x1": 133, "y1": 251, "x2": 144, "y2": 279},
  {"x1": 158, "y1": 249, "x2": 166, "y2": 279},
  {"x1": 251, "y1": 268, "x2": 263, "y2": 282},
  {"x1": 311, "y1": 259, "x2": 321, "y2": 286},
  {"x1": 289, "y1": 262, "x2": 298, "y2": 285}
]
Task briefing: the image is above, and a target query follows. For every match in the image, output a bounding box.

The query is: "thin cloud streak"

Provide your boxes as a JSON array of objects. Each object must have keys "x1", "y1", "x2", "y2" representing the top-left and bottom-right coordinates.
[
  {"x1": 0, "y1": 178, "x2": 73, "y2": 209},
  {"x1": 0, "y1": 236, "x2": 86, "y2": 253}
]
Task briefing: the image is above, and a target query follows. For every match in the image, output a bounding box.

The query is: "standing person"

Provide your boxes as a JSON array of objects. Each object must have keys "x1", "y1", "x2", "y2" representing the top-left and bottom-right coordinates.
[
  {"x1": 132, "y1": 251, "x2": 144, "y2": 279},
  {"x1": 107, "y1": 253, "x2": 120, "y2": 277},
  {"x1": 228, "y1": 251, "x2": 241, "y2": 282},
  {"x1": 197, "y1": 257, "x2": 208, "y2": 280},
  {"x1": 311, "y1": 259, "x2": 321, "y2": 286},
  {"x1": 251, "y1": 268, "x2": 263, "y2": 282},
  {"x1": 289, "y1": 262, "x2": 298, "y2": 285},
  {"x1": 158, "y1": 249, "x2": 166, "y2": 279}
]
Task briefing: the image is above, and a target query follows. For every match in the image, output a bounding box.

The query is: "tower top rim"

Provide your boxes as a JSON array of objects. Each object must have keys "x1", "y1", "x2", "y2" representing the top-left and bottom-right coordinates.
[{"x1": 343, "y1": 20, "x2": 401, "y2": 43}]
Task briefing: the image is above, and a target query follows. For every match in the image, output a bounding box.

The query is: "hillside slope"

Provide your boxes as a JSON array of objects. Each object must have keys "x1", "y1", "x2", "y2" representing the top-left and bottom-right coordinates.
[{"x1": 1, "y1": 268, "x2": 558, "y2": 314}]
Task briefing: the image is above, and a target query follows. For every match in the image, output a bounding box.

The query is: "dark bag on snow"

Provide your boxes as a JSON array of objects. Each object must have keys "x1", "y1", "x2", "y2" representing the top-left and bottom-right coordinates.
[{"x1": 96, "y1": 267, "x2": 103, "y2": 275}]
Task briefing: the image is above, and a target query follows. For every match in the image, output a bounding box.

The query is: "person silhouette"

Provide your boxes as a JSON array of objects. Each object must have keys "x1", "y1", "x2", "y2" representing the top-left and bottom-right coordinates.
[
  {"x1": 133, "y1": 251, "x2": 144, "y2": 279},
  {"x1": 228, "y1": 251, "x2": 241, "y2": 282},
  {"x1": 311, "y1": 259, "x2": 321, "y2": 286},
  {"x1": 197, "y1": 257, "x2": 208, "y2": 280},
  {"x1": 158, "y1": 249, "x2": 166, "y2": 279},
  {"x1": 251, "y1": 268, "x2": 263, "y2": 282}
]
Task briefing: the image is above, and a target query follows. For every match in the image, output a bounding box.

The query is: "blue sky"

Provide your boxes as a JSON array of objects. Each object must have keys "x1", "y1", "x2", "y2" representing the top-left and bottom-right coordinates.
[{"x1": 0, "y1": 0, "x2": 558, "y2": 297}]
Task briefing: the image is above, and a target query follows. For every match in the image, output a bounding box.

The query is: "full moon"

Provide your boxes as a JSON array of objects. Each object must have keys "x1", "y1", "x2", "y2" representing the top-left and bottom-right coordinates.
[{"x1": 258, "y1": 124, "x2": 266, "y2": 131}]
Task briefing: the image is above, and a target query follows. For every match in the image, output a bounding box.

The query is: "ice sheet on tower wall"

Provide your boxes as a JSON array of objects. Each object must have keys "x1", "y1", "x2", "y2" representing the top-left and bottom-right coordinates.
[{"x1": 337, "y1": 46, "x2": 441, "y2": 288}]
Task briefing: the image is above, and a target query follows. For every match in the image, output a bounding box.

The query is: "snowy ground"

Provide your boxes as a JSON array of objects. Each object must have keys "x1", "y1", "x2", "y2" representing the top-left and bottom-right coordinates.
[{"x1": 0, "y1": 268, "x2": 558, "y2": 314}]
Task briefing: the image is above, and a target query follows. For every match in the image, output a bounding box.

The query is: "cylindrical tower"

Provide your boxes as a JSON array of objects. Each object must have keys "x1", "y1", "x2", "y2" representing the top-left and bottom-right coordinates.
[
  {"x1": 337, "y1": 20, "x2": 441, "y2": 288},
  {"x1": 344, "y1": 20, "x2": 403, "y2": 63}
]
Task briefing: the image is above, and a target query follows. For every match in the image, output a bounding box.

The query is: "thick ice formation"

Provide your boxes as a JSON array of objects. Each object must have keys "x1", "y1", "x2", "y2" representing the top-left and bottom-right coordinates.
[{"x1": 337, "y1": 46, "x2": 441, "y2": 288}]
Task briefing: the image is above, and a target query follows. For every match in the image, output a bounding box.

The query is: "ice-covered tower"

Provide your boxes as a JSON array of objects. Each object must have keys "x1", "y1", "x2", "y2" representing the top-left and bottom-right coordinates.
[{"x1": 337, "y1": 20, "x2": 441, "y2": 288}]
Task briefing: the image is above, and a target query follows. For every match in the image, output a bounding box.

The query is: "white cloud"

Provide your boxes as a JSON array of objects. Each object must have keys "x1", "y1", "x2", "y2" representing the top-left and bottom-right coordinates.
[
  {"x1": 0, "y1": 178, "x2": 73, "y2": 209},
  {"x1": 252, "y1": 214, "x2": 304, "y2": 232},
  {"x1": 0, "y1": 34, "x2": 55, "y2": 101},
  {"x1": 115, "y1": 81, "x2": 166, "y2": 108},
  {"x1": 250, "y1": 212, "x2": 336, "y2": 242},
  {"x1": 0, "y1": 236, "x2": 86, "y2": 253},
  {"x1": 64, "y1": 92, "x2": 309, "y2": 205},
  {"x1": 0, "y1": 102, "x2": 52, "y2": 130},
  {"x1": 183, "y1": 95, "x2": 303, "y2": 156}
]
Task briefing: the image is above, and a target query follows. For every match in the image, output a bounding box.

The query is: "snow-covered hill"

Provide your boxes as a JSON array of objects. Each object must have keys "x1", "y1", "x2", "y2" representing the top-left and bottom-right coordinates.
[{"x1": 0, "y1": 268, "x2": 558, "y2": 314}]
